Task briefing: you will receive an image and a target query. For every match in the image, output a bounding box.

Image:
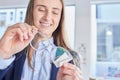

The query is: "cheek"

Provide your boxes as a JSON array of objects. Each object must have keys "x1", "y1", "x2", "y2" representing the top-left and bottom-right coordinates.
[
  {"x1": 33, "y1": 14, "x2": 41, "y2": 25},
  {"x1": 52, "y1": 20, "x2": 60, "y2": 33},
  {"x1": 54, "y1": 18, "x2": 61, "y2": 27},
  {"x1": 34, "y1": 16, "x2": 39, "y2": 22},
  {"x1": 33, "y1": 10, "x2": 40, "y2": 21},
  {"x1": 34, "y1": 12, "x2": 38, "y2": 20}
]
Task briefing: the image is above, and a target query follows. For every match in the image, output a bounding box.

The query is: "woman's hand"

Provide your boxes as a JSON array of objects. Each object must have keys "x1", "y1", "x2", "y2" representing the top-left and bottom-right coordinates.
[
  {"x1": 57, "y1": 63, "x2": 83, "y2": 80},
  {"x1": 0, "y1": 23, "x2": 38, "y2": 59}
]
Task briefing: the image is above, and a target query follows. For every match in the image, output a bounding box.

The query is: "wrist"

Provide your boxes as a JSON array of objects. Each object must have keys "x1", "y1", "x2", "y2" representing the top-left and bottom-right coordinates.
[{"x1": 0, "y1": 48, "x2": 12, "y2": 59}]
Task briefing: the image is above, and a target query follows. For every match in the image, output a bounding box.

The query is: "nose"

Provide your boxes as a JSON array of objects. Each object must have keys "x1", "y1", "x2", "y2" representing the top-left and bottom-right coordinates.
[{"x1": 43, "y1": 11, "x2": 52, "y2": 21}]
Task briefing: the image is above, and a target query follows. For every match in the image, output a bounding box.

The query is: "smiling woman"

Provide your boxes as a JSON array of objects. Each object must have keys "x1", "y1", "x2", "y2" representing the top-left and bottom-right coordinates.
[
  {"x1": 0, "y1": 0, "x2": 83, "y2": 80},
  {"x1": 33, "y1": 0, "x2": 62, "y2": 38}
]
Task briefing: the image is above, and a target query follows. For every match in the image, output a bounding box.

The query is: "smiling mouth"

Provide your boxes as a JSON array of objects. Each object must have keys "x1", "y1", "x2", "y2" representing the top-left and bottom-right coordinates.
[{"x1": 40, "y1": 22, "x2": 52, "y2": 27}]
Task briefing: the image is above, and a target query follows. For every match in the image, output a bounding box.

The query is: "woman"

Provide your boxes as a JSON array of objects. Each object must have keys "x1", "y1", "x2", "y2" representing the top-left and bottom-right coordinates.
[{"x1": 0, "y1": 0, "x2": 83, "y2": 80}]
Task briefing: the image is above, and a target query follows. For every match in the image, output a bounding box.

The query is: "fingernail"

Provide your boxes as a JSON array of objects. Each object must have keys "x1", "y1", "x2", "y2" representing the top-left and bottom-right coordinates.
[{"x1": 32, "y1": 29, "x2": 37, "y2": 34}]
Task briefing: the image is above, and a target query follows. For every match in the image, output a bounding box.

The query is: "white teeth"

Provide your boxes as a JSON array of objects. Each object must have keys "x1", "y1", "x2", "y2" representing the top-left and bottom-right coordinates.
[{"x1": 41, "y1": 22, "x2": 51, "y2": 27}]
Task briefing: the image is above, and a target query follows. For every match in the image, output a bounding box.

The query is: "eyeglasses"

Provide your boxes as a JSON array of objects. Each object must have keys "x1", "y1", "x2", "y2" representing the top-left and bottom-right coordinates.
[
  {"x1": 30, "y1": 31, "x2": 48, "y2": 51},
  {"x1": 30, "y1": 31, "x2": 73, "y2": 67},
  {"x1": 52, "y1": 47, "x2": 73, "y2": 67}
]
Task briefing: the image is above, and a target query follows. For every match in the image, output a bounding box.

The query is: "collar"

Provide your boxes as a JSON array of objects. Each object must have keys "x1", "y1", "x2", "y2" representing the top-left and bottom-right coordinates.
[{"x1": 37, "y1": 37, "x2": 55, "y2": 53}]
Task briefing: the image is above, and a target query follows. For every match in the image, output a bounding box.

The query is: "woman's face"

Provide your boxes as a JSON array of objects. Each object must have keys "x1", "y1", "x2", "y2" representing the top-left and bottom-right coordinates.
[{"x1": 33, "y1": 0, "x2": 62, "y2": 38}]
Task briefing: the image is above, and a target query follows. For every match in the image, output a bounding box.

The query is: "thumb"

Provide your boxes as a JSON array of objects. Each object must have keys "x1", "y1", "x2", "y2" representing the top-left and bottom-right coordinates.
[
  {"x1": 23, "y1": 27, "x2": 38, "y2": 46},
  {"x1": 28, "y1": 27, "x2": 38, "y2": 42}
]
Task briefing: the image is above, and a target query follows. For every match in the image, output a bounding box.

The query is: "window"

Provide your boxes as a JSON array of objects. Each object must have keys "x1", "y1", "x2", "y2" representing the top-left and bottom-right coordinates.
[
  {"x1": 0, "y1": 9, "x2": 16, "y2": 38},
  {"x1": 65, "y1": 5, "x2": 75, "y2": 49},
  {"x1": 0, "y1": 8, "x2": 26, "y2": 38},
  {"x1": 91, "y1": 2, "x2": 120, "y2": 80}
]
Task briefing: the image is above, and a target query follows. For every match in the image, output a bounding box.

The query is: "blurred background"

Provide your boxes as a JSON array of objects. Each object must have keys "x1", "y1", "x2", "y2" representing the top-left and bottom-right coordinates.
[{"x1": 1, "y1": 0, "x2": 120, "y2": 80}]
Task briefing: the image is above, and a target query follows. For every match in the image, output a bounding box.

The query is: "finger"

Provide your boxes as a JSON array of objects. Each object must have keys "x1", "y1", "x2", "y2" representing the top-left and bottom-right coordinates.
[
  {"x1": 75, "y1": 76, "x2": 83, "y2": 80},
  {"x1": 62, "y1": 69, "x2": 83, "y2": 80},
  {"x1": 16, "y1": 28, "x2": 24, "y2": 42},
  {"x1": 18, "y1": 23, "x2": 36, "y2": 40},
  {"x1": 75, "y1": 67, "x2": 84, "y2": 80},
  {"x1": 76, "y1": 74, "x2": 84, "y2": 80},
  {"x1": 61, "y1": 63, "x2": 84, "y2": 80},
  {"x1": 76, "y1": 70, "x2": 84, "y2": 80},
  {"x1": 62, "y1": 63, "x2": 82, "y2": 74},
  {"x1": 19, "y1": 24, "x2": 29, "y2": 40},
  {"x1": 76, "y1": 67, "x2": 82, "y2": 76},
  {"x1": 8, "y1": 27, "x2": 24, "y2": 42},
  {"x1": 17, "y1": 23, "x2": 27, "y2": 32},
  {"x1": 24, "y1": 23, "x2": 38, "y2": 37},
  {"x1": 4, "y1": 23, "x2": 29, "y2": 41},
  {"x1": 31, "y1": 26, "x2": 38, "y2": 35},
  {"x1": 25, "y1": 26, "x2": 38, "y2": 43},
  {"x1": 28, "y1": 28, "x2": 38, "y2": 42},
  {"x1": 24, "y1": 23, "x2": 33, "y2": 37},
  {"x1": 57, "y1": 66, "x2": 84, "y2": 80},
  {"x1": 27, "y1": 26, "x2": 38, "y2": 39},
  {"x1": 61, "y1": 67, "x2": 73, "y2": 75},
  {"x1": 32, "y1": 27, "x2": 38, "y2": 34},
  {"x1": 19, "y1": 25, "x2": 38, "y2": 43},
  {"x1": 23, "y1": 31, "x2": 29, "y2": 40},
  {"x1": 61, "y1": 66, "x2": 80, "y2": 77},
  {"x1": 62, "y1": 63, "x2": 76, "y2": 70},
  {"x1": 62, "y1": 75, "x2": 73, "y2": 80}
]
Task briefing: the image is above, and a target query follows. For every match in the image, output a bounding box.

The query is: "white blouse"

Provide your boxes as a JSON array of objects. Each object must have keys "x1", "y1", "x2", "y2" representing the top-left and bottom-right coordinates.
[{"x1": 21, "y1": 37, "x2": 57, "y2": 80}]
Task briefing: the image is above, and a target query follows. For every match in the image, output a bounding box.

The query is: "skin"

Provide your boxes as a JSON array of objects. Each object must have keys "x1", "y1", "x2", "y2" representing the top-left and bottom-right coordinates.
[
  {"x1": 0, "y1": 0, "x2": 83, "y2": 80},
  {"x1": 0, "y1": 23, "x2": 38, "y2": 58},
  {"x1": 57, "y1": 63, "x2": 83, "y2": 80},
  {"x1": 33, "y1": 0, "x2": 62, "y2": 39}
]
